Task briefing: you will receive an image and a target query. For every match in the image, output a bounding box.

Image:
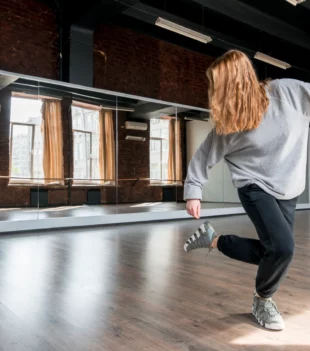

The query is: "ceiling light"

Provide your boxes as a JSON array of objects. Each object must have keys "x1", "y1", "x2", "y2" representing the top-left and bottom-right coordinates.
[
  {"x1": 155, "y1": 17, "x2": 212, "y2": 44},
  {"x1": 254, "y1": 52, "x2": 291, "y2": 70},
  {"x1": 125, "y1": 135, "x2": 146, "y2": 141},
  {"x1": 285, "y1": 0, "x2": 305, "y2": 5}
]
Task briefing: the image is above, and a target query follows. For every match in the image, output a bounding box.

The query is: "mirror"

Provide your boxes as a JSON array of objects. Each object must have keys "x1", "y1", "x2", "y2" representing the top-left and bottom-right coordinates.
[
  {"x1": 0, "y1": 74, "x2": 41, "y2": 223},
  {"x1": 36, "y1": 80, "x2": 119, "y2": 219},
  {"x1": 116, "y1": 98, "x2": 177, "y2": 214}
]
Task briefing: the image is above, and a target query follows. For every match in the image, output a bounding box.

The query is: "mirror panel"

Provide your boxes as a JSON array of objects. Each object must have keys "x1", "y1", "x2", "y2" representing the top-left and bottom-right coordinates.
[{"x1": 0, "y1": 74, "x2": 40, "y2": 222}]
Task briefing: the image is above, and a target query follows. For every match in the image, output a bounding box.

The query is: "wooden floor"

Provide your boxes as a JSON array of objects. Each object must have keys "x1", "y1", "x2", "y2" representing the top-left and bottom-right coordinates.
[{"x1": 0, "y1": 212, "x2": 309, "y2": 350}]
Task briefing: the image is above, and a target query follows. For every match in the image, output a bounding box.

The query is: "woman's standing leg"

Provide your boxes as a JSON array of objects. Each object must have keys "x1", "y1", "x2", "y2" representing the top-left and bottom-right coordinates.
[
  {"x1": 217, "y1": 184, "x2": 297, "y2": 330},
  {"x1": 235, "y1": 185, "x2": 297, "y2": 298}
]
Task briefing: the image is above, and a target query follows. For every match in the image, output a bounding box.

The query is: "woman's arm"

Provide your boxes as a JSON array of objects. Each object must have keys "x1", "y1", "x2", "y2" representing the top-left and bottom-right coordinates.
[
  {"x1": 184, "y1": 128, "x2": 229, "y2": 201},
  {"x1": 274, "y1": 79, "x2": 310, "y2": 117}
]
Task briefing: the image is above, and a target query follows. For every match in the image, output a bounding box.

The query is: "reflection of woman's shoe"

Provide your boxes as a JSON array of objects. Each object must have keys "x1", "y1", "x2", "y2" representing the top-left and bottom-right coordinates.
[{"x1": 184, "y1": 221, "x2": 218, "y2": 252}]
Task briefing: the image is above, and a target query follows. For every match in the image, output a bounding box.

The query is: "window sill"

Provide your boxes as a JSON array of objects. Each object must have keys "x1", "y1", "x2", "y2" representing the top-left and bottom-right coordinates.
[
  {"x1": 149, "y1": 182, "x2": 183, "y2": 187},
  {"x1": 8, "y1": 182, "x2": 64, "y2": 187},
  {"x1": 72, "y1": 183, "x2": 116, "y2": 187}
]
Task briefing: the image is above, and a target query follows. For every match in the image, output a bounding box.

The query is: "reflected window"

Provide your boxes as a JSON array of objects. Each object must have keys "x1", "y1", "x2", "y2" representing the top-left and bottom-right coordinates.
[
  {"x1": 10, "y1": 97, "x2": 44, "y2": 183},
  {"x1": 72, "y1": 103, "x2": 100, "y2": 184},
  {"x1": 150, "y1": 119, "x2": 169, "y2": 183}
]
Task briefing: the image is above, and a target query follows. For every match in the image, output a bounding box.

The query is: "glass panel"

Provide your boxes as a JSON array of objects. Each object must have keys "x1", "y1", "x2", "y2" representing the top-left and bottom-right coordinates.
[
  {"x1": 0, "y1": 75, "x2": 40, "y2": 223},
  {"x1": 35, "y1": 80, "x2": 118, "y2": 219},
  {"x1": 113, "y1": 97, "x2": 180, "y2": 214},
  {"x1": 175, "y1": 106, "x2": 180, "y2": 208},
  {"x1": 73, "y1": 131, "x2": 91, "y2": 181},
  {"x1": 34, "y1": 125, "x2": 44, "y2": 181},
  {"x1": 11, "y1": 124, "x2": 33, "y2": 180},
  {"x1": 72, "y1": 105, "x2": 99, "y2": 132},
  {"x1": 150, "y1": 119, "x2": 170, "y2": 183},
  {"x1": 10, "y1": 96, "x2": 44, "y2": 183},
  {"x1": 92, "y1": 132, "x2": 100, "y2": 181}
]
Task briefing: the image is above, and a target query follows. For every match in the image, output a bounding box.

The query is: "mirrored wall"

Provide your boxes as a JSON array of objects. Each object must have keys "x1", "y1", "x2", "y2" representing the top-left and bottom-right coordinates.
[
  {"x1": 0, "y1": 72, "x2": 195, "y2": 225},
  {"x1": 0, "y1": 70, "x2": 309, "y2": 230}
]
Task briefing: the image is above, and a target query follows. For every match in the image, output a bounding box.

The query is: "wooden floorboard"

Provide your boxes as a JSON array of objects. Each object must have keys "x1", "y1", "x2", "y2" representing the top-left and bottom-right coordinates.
[{"x1": 0, "y1": 211, "x2": 309, "y2": 350}]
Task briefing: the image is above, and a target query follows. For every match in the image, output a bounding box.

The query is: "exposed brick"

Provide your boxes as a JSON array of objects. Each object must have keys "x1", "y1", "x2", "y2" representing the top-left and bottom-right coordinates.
[
  {"x1": 94, "y1": 24, "x2": 214, "y2": 108},
  {"x1": 0, "y1": 0, "x2": 59, "y2": 79},
  {"x1": 49, "y1": 189, "x2": 68, "y2": 205},
  {"x1": 70, "y1": 189, "x2": 87, "y2": 205}
]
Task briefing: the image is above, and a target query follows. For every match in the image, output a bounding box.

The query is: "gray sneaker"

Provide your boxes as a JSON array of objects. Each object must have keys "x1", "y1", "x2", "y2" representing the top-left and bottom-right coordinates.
[
  {"x1": 252, "y1": 296, "x2": 285, "y2": 330},
  {"x1": 184, "y1": 221, "x2": 218, "y2": 252}
]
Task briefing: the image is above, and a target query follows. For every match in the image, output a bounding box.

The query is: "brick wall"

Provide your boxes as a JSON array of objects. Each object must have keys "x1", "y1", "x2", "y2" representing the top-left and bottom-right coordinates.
[
  {"x1": 94, "y1": 24, "x2": 214, "y2": 108},
  {"x1": 0, "y1": 0, "x2": 59, "y2": 79}
]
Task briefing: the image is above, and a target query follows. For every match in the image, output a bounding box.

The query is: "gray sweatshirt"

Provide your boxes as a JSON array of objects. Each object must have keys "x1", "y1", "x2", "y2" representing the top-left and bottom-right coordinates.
[{"x1": 184, "y1": 79, "x2": 310, "y2": 201}]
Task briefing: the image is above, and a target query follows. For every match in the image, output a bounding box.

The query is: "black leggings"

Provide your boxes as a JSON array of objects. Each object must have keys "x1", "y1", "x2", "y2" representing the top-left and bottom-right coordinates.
[{"x1": 217, "y1": 184, "x2": 298, "y2": 298}]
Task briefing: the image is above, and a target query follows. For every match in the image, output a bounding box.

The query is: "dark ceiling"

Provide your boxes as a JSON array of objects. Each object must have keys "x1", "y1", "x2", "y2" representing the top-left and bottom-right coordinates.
[{"x1": 44, "y1": 0, "x2": 310, "y2": 81}]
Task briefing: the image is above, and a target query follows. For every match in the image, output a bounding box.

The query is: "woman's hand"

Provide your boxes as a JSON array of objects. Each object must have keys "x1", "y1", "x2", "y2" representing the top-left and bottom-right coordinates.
[{"x1": 186, "y1": 199, "x2": 201, "y2": 219}]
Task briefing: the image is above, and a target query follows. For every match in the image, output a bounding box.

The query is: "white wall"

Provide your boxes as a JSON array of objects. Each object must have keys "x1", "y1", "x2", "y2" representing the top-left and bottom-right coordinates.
[
  {"x1": 186, "y1": 122, "x2": 310, "y2": 204},
  {"x1": 298, "y1": 129, "x2": 310, "y2": 204},
  {"x1": 186, "y1": 120, "x2": 239, "y2": 203}
]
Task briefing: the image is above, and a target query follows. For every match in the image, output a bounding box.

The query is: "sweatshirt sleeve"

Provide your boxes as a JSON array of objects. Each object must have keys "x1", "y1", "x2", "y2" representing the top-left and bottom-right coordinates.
[
  {"x1": 184, "y1": 128, "x2": 229, "y2": 201},
  {"x1": 275, "y1": 79, "x2": 310, "y2": 117}
]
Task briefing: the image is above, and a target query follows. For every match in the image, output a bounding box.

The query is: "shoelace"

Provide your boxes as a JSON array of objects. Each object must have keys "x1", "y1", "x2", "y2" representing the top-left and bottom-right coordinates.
[
  {"x1": 205, "y1": 247, "x2": 214, "y2": 258},
  {"x1": 263, "y1": 300, "x2": 281, "y2": 316}
]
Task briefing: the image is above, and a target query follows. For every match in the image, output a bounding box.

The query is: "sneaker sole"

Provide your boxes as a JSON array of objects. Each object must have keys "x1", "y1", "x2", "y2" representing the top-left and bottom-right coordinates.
[{"x1": 252, "y1": 311, "x2": 285, "y2": 331}]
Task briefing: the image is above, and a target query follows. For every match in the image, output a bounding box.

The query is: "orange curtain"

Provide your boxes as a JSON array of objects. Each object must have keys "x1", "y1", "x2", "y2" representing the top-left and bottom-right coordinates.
[
  {"x1": 99, "y1": 110, "x2": 115, "y2": 184},
  {"x1": 42, "y1": 100, "x2": 64, "y2": 184},
  {"x1": 168, "y1": 119, "x2": 182, "y2": 184}
]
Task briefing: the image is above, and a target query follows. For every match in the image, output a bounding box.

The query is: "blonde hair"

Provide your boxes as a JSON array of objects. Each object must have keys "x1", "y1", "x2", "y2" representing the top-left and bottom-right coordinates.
[{"x1": 206, "y1": 50, "x2": 269, "y2": 135}]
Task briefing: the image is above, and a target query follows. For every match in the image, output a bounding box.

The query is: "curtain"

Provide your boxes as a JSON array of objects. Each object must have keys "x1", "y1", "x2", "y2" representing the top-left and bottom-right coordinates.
[
  {"x1": 99, "y1": 110, "x2": 115, "y2": 184},
  {"x1": 42, "y1": 100, "x2": 64, "y2": 184},
  {"x1": 168, "y1": 119, "x2": 182, "y2": 184}
]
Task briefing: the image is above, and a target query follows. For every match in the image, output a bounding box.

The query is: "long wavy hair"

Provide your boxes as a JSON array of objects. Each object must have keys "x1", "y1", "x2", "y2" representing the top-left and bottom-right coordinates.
[{"x1": 206, "y1": 50, "x2": 270, "y2": 135}]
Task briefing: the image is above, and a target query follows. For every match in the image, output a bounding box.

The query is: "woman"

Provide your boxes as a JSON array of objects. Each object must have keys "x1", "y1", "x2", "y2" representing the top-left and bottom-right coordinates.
[{"x1": 183, "y1": 50, "x2": 310, "y2": 331}]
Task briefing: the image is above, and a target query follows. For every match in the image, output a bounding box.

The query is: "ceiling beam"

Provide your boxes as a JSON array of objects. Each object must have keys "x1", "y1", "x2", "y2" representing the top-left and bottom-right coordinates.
[{"x1": 192, "y1": 0, "x2": 310, "y2": 50}]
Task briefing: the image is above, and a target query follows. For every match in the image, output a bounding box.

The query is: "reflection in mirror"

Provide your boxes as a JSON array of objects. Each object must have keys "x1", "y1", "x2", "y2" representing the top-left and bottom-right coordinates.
[
  {"x1": 115, "y1": 100, "x2": 205, "y2": 214},
  {"x1": 0, "y1": 74, "x2": 41, "y2": 222},
  {"x1": 114, "y1": 99, "x2": 175, "y2": 214},
  {"x1": 35, "y1": 81, "x2": 119, "y2": 218},
  {"x1": 175, "y1": 106, "x2": 183, "y2": 209}
]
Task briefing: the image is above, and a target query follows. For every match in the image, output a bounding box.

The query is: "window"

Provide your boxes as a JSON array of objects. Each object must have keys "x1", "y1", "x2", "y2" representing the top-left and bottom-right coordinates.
[
  {"x1": 72, "y1": 104, "x2": 100, "y2": 184},
  {"x1": 150, "y1": 119, "x2": 169, "y2": 183},
  {"x1": 10, "y1": 97, "x2": 44, "y2": 183}
]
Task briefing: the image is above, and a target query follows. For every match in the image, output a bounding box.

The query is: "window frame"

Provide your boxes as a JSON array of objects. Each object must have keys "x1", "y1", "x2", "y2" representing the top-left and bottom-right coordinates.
[
  {"x1": 9, "y1": 122, "x2": 41, "y2": 184},
  {"x1": 72, "y1": 105, "x2": 101, "y2": 185},
  {"x1": 150, "y1": 136, "x2": 168, "y2": 184}
]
